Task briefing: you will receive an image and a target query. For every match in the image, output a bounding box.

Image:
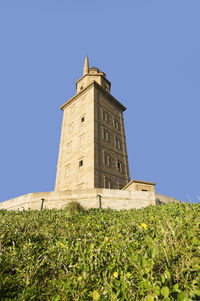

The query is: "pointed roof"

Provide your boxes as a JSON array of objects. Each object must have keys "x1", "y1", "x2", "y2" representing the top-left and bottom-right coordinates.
[{"x1": 83, "y1": 56, "x2": 89, "y2": 75}]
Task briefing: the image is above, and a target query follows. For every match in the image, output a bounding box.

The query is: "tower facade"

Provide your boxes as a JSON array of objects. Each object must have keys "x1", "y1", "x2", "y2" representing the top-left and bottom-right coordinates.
[{"x1": 55, "y1": 58, "x2": 130, "y2": 191}]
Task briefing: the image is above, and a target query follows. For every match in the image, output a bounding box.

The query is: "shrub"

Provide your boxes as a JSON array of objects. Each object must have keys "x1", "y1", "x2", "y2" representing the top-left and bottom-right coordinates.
[{"x1": 64, "y1": 200, "x2": 85, "y2": 213}]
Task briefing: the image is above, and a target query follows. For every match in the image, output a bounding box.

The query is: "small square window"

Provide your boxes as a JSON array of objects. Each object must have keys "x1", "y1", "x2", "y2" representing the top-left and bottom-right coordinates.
[
  {"x1": 81, "y1": 117, "x2": 85, "y2": 123},
  {"x1": 80, "y1": 86, "x2": 83, "y2": 90},
  {"x1": 79, "y1": 160, "x2": 83, "y2": 167}
]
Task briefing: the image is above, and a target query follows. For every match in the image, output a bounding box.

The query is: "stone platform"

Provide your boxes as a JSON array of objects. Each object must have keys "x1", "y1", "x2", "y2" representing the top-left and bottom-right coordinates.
[{"x1": 0, "y1": 188, "x2": 178, "y2": 211}]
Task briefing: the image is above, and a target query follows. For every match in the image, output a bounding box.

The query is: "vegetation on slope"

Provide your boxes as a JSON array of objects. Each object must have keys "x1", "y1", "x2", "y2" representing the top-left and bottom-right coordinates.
[{"x1": 0, "y1": 203, "x2": 200, "y2": 300}]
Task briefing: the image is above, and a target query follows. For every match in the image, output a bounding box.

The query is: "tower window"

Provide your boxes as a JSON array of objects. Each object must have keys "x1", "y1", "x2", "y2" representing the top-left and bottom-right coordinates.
[
  {"x1": 117, "y1": 160, "x2": 123, "y2": 173},
  {"x1": 79, "y1": 160, "x2": 83, "y2": 167},
  {"x1": 104, "y1": 152, "x2": 111, "y2": 167},
  {"x1": 103, "y1": 128, "x2": 110, "y2": 142},
  {"x1": 80, "y1": 86, "x2": 83, "y2": 90},
  {"x1": 115, "y1": 136, "x2": 122, "y2": 150},
  {"x1": 81, "y1": 117, "x2": 85, "y2": 123},
  {"x1": 103, "y1": 110, "x2": 109, "y2": 122},
  {"x1": 114, "y1": 118, "x2": 120, "y2": 130}
]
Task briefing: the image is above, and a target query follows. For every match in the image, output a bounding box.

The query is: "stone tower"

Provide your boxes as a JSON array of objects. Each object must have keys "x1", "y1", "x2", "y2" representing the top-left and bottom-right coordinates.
[{"x1": 55, "y1": 58, "x2": 130, "y2": 191}]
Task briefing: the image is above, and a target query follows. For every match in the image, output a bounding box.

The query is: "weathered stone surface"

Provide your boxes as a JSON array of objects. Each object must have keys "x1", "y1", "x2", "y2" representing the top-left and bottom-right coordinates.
[
  {"x1": 123, "y1": 179, "x2": 156, "y2": 192},
  {"x1": 0, "y1": 189, "x2": 156, "y2": 211},
  {"x1": 55, "y1": 58, "x2": 130, "y2": 191},
  {"x1": 0, "y1": 189, "x2": 179, "y2": 211}
]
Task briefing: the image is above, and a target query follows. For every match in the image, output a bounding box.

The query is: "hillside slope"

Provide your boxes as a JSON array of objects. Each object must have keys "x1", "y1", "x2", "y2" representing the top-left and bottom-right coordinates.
[{"x1": 0, "y1": 203, "x2": 199, "y2": 300}]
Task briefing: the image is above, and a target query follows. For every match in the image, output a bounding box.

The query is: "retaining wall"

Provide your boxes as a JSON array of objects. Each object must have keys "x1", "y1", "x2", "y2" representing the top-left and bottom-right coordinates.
[{"x1": 0, "y1": 189, "x2": 156, "y2": 211}]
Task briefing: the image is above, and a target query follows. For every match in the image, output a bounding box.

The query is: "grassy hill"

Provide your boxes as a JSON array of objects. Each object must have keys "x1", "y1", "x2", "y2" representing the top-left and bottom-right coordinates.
[{"x1": 0, "y1": 203, "x2": 199, "y2": 300}]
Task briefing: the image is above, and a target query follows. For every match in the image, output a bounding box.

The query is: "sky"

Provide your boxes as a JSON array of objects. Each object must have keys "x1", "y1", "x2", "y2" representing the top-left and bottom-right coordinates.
[{"x1": 0, "y1": 0, "x2": 199, "y2": 203}]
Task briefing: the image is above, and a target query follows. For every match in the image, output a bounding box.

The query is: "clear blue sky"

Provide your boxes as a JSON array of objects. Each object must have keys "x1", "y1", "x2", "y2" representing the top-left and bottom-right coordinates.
[{"x1": 0, "y1": 0, "x2": 199, "y2": 203}]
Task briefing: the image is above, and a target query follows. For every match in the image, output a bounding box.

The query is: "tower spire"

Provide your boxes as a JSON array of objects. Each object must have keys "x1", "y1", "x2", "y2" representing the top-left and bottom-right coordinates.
[{"x1": 83, "y1": 56, "x2": 89, "y2": 75}]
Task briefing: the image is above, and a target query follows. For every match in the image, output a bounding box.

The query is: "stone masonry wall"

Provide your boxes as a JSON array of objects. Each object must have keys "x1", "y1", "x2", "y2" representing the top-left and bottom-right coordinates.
[
  {"x1": 0, "y1": 189, "x2": 156, "y2": 211},
  {"x1": 55, "y1": 87, "x2": 95, "y2": 191},
  {"x1": 94, "y1": 86, "x2": 130, "y2": 189}
]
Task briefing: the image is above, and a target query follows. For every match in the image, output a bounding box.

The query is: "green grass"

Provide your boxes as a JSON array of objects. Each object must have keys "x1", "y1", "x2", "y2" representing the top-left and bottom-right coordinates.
[{"x1": 0, "y1": 203, "x2": 200, "y2": 300}]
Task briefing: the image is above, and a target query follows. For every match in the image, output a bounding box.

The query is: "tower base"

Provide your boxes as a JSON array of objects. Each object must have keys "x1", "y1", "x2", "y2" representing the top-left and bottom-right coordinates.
[{"x1": 0, "y1": 188, "x2": 178, "y2": 211}]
